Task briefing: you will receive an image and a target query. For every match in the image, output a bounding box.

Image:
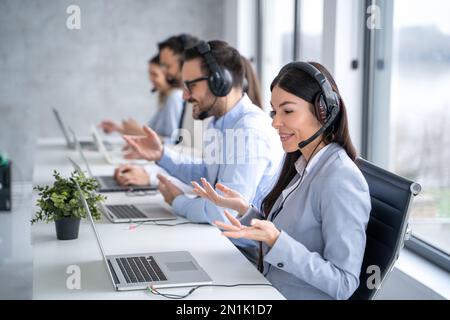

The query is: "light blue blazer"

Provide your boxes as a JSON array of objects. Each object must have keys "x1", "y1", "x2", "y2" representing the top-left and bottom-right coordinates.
[
  {"x1": 148, "y1": 89, "x2": 183, "y2": 144},
  {"x1": 239, "y1": 143, "x2": 371, "y2": 300}
]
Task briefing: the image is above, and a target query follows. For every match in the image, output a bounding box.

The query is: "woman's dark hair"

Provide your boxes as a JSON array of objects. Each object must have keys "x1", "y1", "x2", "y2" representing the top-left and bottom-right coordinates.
[
  {"x1": 261, "y1": 61, "x2": 357, "y2": 217},
  {"x1": 241, "y1": 56, "x2": 263, "y2": 109}
]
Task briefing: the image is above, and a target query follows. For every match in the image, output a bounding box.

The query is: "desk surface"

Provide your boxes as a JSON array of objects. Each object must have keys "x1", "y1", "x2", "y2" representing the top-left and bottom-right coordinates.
[
  {"x1": 32, "y1": 138, "x2": 284, "y2": 300},
  {"x1": 0, "y1": 183, "x2": 33, "y2": 299}
]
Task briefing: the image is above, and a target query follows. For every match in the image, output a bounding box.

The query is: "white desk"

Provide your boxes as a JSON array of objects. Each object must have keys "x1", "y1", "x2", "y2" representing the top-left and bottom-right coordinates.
[
  {"x1": 32, "y1": 138, "x2": 284, "y2": 300},
  {"x1": 0, "y1": 183, "x2": 33, "y2": 299}
]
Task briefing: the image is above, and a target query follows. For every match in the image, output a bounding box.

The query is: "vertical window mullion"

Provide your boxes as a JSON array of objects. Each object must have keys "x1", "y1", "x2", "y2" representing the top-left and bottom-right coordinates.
[{"x1": 293, "y1": 0, "x2": 301, "y2": 61}]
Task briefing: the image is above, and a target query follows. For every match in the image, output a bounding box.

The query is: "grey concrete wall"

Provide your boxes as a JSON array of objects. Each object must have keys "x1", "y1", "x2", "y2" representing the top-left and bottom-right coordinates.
[{"x1": 0, "y1": 0, "x2": 224, "y2": 181}]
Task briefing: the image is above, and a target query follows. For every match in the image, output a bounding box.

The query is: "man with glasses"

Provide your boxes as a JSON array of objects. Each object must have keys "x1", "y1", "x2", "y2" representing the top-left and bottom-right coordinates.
[
  {"x1": 114, "y1": 34, "x2": 202, "y2": 186},
  {"x1": 120, "y1": 40, "x2": 283, "y2": 225}
]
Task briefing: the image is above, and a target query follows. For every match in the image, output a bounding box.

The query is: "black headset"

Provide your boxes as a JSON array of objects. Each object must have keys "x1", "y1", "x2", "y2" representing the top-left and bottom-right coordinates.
[
  {"x1": 278, "y1": 62, "x2": 341, "y2": 149},
  {"x1": 194, "y1": 41, "x2": 233, "y2": 97}
]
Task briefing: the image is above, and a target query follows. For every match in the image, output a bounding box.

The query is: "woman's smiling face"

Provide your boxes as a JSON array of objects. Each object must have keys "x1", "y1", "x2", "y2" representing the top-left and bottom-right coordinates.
[{"x1": 270, "y1": 85, "x2": 322, "y2": 153}]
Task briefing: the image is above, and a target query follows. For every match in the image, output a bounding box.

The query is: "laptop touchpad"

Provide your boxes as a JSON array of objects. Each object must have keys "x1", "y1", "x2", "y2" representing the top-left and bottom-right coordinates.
[{"x1": 165, "y1": 261, "x2": 197, "y2": 272}]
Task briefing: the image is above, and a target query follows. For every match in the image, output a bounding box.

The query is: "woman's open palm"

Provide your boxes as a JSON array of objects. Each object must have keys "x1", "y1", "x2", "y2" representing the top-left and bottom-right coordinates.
[{"x1": 191, "y1": 178, "x2": 250, "y2": 216}]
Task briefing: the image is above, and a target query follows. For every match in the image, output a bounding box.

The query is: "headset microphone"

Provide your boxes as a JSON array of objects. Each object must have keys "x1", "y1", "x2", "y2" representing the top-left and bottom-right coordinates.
[
  {"x1": 298, "y1": 106, "x2": 339, "y2": 149},
  {"x1": 197, "y1": 96, "x2": 218, "y2": 120}
]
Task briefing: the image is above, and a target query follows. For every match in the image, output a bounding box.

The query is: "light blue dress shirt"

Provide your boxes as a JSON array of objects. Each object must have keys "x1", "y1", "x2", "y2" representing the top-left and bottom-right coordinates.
[
  {"x1": 156, "y1": 94, "x2": 284, "y2": 224},
  {"x1": 148, "y1": 89, "x2": 183, "y2": 144},
  {"x1": 238, "y1": 143, "x2": 371, "y2": 300}
]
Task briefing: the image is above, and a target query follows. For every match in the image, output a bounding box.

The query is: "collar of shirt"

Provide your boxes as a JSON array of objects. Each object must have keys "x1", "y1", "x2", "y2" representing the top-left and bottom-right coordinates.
[
  {"x1": 281, "y1": 143, "x2": 332, "y2": 200},
  {"x1": 211, "y1": 93, "x2": 252, "y2": 130}
]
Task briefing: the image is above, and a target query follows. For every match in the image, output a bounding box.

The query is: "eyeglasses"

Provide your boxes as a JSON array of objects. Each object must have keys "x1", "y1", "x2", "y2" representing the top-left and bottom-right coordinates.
[{"x1": 183, "y1": 76, "x2": 208, "y2": 93}]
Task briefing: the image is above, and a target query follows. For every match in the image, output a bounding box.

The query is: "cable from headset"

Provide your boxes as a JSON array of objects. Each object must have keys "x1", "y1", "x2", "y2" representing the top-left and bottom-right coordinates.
[
  {"x1": 269, "y1": 138, "x2": 324, "y2": 222},
  {"x1": 128, "y1": 220, "x2": 197, "y2": 230},
  {"x1": 150, "y1": 221, "x2": 197, "y2": 227},
  {"x1": 261, "y1": 138, "x2": 325, "y2": 275},
  {"x1": 147, "y1": 283, "x2": 274, "y2": 300}
]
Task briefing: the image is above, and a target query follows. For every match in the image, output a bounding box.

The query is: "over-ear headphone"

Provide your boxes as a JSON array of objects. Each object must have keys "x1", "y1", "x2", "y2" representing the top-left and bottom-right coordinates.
[
  {"x1": 278, "y1": 62, "x2": 341, "y2": 148},
  {"x1": 194, "y1": 41, "x2": 233, "y2": 97}
]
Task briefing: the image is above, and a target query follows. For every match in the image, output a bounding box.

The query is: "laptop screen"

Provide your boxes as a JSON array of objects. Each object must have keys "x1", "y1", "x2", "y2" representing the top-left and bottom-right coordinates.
[
  {"x1": 74, "y1": 180, "x2": 118, "y2": 287},
  {"x1": 52, "y1": 108, "x2": 73, "y2": 147},
  {"x1": 74, "y1": 181, "x2": 107, "y2": 258},
  {"x1": 68, "y1": 127, "x2": 94, "y2": 177}
]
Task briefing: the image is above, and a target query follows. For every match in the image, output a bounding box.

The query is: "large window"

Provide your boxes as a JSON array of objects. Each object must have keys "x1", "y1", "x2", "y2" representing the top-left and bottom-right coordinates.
[
  {"x1": 368, "y1": 0, "x2": 450, "y2": 264},
  {"x1": 258, "y1": 0, "x2": 325, "y2": 109},
  {"x1": 259, "y1": 0, "x2": 295, "y2": 109},
  {"x1": 391, "y1": 0, "x2": 450, "y2": 257},
  {"x1": 298, "y1": 0, "x2": 324, "y2": 62}
]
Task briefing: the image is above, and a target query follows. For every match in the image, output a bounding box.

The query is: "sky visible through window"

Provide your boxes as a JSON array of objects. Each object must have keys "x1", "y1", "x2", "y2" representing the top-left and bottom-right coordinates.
[{"x1": 390, "y1": 0, "x2": 450, "y2": 254}]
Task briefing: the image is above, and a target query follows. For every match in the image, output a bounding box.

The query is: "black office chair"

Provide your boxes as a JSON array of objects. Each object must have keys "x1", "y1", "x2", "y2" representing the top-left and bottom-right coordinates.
[{"x1": 350, "y1": 157, "x2": 421, "y2": 300}]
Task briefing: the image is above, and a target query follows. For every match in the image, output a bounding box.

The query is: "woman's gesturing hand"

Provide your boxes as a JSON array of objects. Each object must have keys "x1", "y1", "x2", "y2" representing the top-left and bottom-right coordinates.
[
  {"x1": 214, "y1": 210, "x2": 281, "y2": 247},
  {"x1": 191, "y1": 178, "x2": 250, "y2": 216}
]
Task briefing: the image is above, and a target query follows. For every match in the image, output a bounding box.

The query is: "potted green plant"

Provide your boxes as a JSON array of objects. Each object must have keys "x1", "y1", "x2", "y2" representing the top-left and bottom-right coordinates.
[{"x1": 31, "y1": 170, "x2": 106, "y2": 240}]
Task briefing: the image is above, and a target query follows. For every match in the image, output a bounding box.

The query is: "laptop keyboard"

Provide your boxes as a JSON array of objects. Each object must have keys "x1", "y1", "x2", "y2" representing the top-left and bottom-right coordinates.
[
  {"x1": 116, "y1": 256, "x2": 167, "y2": 283},
  {"x1": 107, "y1": 205, "x2": 147, "y2": 219}
]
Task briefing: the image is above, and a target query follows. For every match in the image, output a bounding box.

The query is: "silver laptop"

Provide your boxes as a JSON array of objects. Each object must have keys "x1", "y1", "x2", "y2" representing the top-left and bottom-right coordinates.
[
  {"x1": 68, "y1": 157, "x2": 175, "y2": 223},
  {"x1": 91, "y1": 125, "x2": 148, "y2": 165},
  {"x1": 52, "y1": 108, "x2": 97, "y2": 149},
  {"x1": 75, "y1": 180, "x2": 212, "y2": 290},
  {"x1": 69, "y1": 128, "x2": 157, "y2": 193}
]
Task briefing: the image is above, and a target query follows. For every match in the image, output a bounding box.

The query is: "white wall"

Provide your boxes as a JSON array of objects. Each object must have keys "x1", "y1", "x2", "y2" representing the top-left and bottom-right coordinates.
[{"x1": 0, "y1": 0, "x2": 225, "y2": 181}]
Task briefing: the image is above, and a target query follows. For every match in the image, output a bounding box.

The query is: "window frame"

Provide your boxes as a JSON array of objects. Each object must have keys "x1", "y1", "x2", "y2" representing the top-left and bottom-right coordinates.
[{"x1": 361, "y1": 0, "x2": 450, "y2": 273}]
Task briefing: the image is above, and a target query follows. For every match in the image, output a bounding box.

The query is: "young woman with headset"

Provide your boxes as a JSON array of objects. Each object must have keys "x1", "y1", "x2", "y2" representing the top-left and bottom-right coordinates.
[{"x1": 191, "y1": 61, "x2": 371, "y2": 300}]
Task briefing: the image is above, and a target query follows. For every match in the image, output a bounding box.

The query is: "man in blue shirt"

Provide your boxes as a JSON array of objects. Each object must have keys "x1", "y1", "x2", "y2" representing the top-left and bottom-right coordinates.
[{"x1": 121, "y1": 40, "x2": 283, "y2": 224}]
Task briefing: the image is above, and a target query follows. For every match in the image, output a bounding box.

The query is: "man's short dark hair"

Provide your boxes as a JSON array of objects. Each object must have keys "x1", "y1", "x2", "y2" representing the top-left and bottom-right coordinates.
[
  {"x1": 183, "y1": 40, "x2": 244, "y2": 89},
  {"x1": 148, "y1": 54, "x2": 159, "y2": 65},
  {"x1": 158, "y1": 34, "x2": 199, "y2": 57}
]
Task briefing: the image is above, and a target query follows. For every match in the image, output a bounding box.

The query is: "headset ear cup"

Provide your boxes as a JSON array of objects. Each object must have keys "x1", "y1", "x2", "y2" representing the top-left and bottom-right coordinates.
[
  {"x1": 196, "y1": 40, "x2": 233, "y2": 97},
  {"x1": 314, "y1": 94, "x2": 328, "y2": 123},
  {"x1": 209, "y1": 68, "x2": 233, "y2": 97},
  {"x1": 221, "y1": 68, "x2": 233, "y2": 96}
]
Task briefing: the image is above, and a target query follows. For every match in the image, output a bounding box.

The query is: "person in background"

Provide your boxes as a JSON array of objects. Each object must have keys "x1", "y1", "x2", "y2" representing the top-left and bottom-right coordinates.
[
  {"x1": 158, "y1": 34, "x2": 199, "y2": 89},
  {"x1": 191, "y1": 61, "x2": 371, "y2": 300},
  {"x1": 114, "y1": 41, "x2": 276, "y2": 193},
  {"x1": 99, "y1": 54, "x2": 183, "y2": 144},
  {"x1": 120, "y1": 40, "x2": 284, "y2": 224}
]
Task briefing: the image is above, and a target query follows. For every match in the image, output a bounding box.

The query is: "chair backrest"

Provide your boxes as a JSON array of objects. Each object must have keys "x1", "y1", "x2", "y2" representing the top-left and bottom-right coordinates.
[{"x1": 350, "y1": 157, "x2": 421, "y2": 300}]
